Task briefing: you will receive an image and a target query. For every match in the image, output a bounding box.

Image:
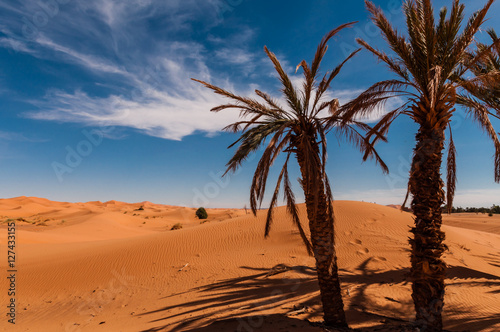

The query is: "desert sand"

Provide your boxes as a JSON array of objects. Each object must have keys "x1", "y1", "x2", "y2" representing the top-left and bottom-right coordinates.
[{"x1": 0, "y1": 196, "x2": 499, "y2": 331}]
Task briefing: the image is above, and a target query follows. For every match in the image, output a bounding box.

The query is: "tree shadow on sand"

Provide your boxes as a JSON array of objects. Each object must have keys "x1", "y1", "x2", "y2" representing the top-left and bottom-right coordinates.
[
  {"x1": 138, "y1": 259, "x2": 500, "y2": 332},
  {"x1": 473, "y1": 252, "x2": 500, "y2": 270}
]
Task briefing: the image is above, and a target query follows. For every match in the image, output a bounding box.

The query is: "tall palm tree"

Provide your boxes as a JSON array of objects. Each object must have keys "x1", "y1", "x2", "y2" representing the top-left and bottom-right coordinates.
[
  {"x1": 337, "y1": 1, "x2": 500, "y2": 330},
  {"x1": 193, "y1": 24, "x2": 387, "y2": 327}
]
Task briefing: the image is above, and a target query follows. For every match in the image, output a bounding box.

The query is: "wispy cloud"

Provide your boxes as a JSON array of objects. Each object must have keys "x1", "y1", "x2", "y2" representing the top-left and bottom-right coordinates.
[
  {"x1": 0, "y1": 131, "x2": 48, "y2": 143},
  {"x1": 0, "y1": 37, "x2": 36, "y2": 54},
  {"x1": 0, "y1": 0, "x2": 264, "y2": 140},
  {"x1": 2, "y1": 0, "x2": 397, "y2": 141},
  {"x1": 35, "y1": 36, "x2": 132, "y2": 77},
  {"x1": 28, "y1": 84, "x2": 244, "y2": 140}
]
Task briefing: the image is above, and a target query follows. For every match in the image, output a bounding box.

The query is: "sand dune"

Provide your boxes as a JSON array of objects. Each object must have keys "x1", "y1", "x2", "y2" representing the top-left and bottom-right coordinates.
[{"x1": 0, "y1": 197, "x2": 499, "y2": 331}]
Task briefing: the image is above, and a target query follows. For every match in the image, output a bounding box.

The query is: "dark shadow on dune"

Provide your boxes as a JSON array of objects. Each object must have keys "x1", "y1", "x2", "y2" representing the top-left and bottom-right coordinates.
[
  {"x1": 139, "y1": 265, "x2": 320, "y2": 332},
  {"x1": 138, "y1": 260, "x2": 500, "y2": 332},
  {"x1": 185, "y1": 315, "x2": 315, "y2": 332},
  {"x1": 177, "y1": 314, "x2": 430, "y2": 332},
  {"x1": 444, "y1": 311, "x2": 500, "y2": 331},
  {"x1": 447, "y1": 265, "x2": 500, "y2": 280},
  {"x1": 473, "y1": 252, "x2": 500, "y2": 271}
]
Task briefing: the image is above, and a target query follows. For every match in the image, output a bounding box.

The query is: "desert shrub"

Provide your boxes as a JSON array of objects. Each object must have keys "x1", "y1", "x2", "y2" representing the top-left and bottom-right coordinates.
[
  {"x1": 195, "y1": 207, "x2": 208, "y2": 219},
  {"x1": 135, "y1": 206, "x2": 144, "y2": 211},
  {"x1": 171, "y1": 223, "x2": 183, "y2": 230},
  {"x1": 488, "y1": 212, "x2": 493, "y2": 217}
]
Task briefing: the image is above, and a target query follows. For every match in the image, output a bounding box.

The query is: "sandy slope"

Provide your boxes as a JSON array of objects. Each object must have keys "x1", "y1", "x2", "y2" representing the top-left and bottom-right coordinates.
[{"x1": 0, "y1": 197, "x2": 499, "y2": 332}]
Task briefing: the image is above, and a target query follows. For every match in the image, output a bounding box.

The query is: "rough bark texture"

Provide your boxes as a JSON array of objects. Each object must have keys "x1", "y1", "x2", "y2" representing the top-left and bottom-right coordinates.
[
  {"x1": 409, "y1": 127, "x2": 447, "y2": 332},
  {"x1": 296, "y1": 148, "x2": 347, "y2": 328}
]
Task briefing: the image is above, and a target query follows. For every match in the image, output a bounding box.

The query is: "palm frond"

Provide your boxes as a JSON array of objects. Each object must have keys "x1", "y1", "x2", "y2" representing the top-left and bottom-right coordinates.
[
  {"x1": 333, "y1": 120, "x2": 389, "y2": 174},
  {"x1": 357, "y1": 38, "x2": 412, "y2": 82},
  {"x1": 264, "y1": 47, "x2": 303, "y2": 115},
  {"x1": 249, "y1": 127, "x2": 290, "y2": 212},
  {"x1": 264, "y1": 154, "x2": 288, "y2": 236},
  {"x1": 450, "y1": 0, "x2": 494, "y2": 68},
  {"x1": 446, "y1": 127, "x2": 457, "y2": 213},
  {"x1": 282, "y1": 156, "x2": 313, "y2": 255},
  {"x1": 364, "y1": 1, "x2": 415, "y2": 81},
  {"x1": 191, "y1": 78, "x2": 278, "y2": 118},
  {"x1": 226, "y1": 121, "x2": 288, "y2": 176},
  {"x1": 459, "y1": 96, "x2": 500, "y2": 182},
  {"x1": 338, "y1": 79, "x2": 414, "y2": 123}
]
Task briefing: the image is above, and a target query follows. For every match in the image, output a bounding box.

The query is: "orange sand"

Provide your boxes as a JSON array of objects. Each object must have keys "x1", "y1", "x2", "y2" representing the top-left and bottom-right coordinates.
[{"x1": 0, "y1": 197, "x2": 499, "y2": 331}]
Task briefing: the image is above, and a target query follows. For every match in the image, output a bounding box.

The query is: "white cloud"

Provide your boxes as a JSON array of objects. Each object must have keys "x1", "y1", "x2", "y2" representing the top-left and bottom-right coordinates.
[
  {"x1": 0, "y1": 131, "x2": 48, "y2": 143},
  {"x1": 0, "y1": 37, "x2": 36, "y2": 54},
  {"x1": 27, "y1": 83, "x2": 244, "y2": 141},
  {"x1": 35, "y1": 36, "x2": 133, "y2": 77},
  {"x1": 0, "y1": 0, "x2": 264, "y2": 140},
  {"x1": 21, "y1": 32, "x2": 257, "y2": 140},
  {"x1": 4, "y1": 0, "x2": 400, "y2": 142},
  {"x1": 216, "y1": 48, "x2": 254, "y2": 64}
]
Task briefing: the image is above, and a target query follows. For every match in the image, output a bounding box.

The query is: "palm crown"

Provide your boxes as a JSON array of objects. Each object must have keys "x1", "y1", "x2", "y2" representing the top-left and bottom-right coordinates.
[
  {"x1": 339, "y1": 0, "x2": 500, "y2": 211},
  {"x1": 193, "y1": 23, "x2": 387, "y2": 253}
]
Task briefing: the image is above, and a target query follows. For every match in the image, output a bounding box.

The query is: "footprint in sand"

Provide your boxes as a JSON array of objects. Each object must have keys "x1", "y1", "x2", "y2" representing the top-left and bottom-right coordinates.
[
  {"x1": 372, "y1": 256, "x2": 387, "y2": 262},
  {"x1": 349, "y1": 239, "x2": 363, "y2": 245},
  {"x1": 356, "y1": 248, "x2": 370, "y2": 255}
]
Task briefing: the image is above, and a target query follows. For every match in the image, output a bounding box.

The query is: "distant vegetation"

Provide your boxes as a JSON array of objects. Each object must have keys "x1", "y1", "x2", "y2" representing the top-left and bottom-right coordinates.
[
  {"x1": 195, "y1": 207, "x2": 208, "y2": 219},
  {"x1": 445, "y1": 205, "x2": 500, "y2": 214},
  {"x1": 170, "y1": 223, "x2": 182, "y2": 230}
]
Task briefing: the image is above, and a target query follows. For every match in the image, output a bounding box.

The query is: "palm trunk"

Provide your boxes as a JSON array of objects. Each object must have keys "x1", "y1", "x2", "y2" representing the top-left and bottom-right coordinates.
[
  {"x1": 409, "y1": 127, "x2": 447, "y2": 332},
  {"x1": 296, "y1": 149, "x2": 347, "y2": 328}
]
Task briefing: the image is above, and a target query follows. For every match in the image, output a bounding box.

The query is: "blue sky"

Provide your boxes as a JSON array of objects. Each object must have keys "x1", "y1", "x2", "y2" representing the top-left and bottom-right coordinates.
[{"x1": 0, "y1": 0, "x2": 499, "y2": 208}]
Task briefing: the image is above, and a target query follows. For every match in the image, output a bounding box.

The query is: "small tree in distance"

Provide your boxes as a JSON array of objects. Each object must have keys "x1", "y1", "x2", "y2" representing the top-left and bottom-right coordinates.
[{"x1": 196, "y1": 207, "x2": 208, "y2": 219}]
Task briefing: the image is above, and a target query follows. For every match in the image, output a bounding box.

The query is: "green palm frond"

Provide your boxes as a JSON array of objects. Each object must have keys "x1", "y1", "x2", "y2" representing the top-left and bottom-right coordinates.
[
  {"x1": 344, "y1": 0, "x2": 500, "y2": 214},
  {"x1": 264, "y1": 46, "x2": 303, "y2": 115},
  {"x1": 193, "y1": 24, "x2": 388, "y2": 252},
  {"x1": 446, "y1": 127, "x2": 457, "y2": 213}
]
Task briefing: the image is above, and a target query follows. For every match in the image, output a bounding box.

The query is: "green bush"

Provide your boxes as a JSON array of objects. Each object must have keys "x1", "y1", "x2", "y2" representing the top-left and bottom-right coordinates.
[{"x1": 196, "y1": 207, "x2": 208, "y2": 219}]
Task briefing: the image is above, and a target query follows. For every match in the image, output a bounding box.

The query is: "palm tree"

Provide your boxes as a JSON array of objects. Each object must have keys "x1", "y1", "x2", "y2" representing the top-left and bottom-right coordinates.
[
  {"x1": 193, "y1": 24, "x2": 387, "y2": 328},
  {"x1": 337, "y1": 1, "x2": 500, "y2": 330}
]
